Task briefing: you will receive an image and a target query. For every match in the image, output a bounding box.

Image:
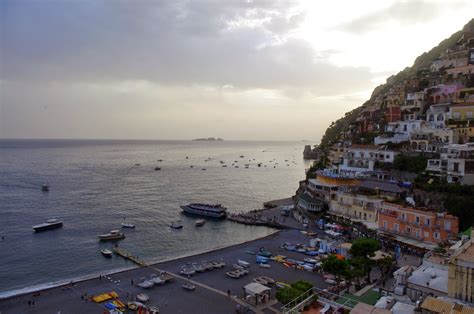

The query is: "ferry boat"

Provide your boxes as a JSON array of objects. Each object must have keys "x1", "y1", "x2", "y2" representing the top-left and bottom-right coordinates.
[
  {"x1": 180, "y1": 203, "x2": 227, "y2": 219},
  {"x1": 98, "y1": 230, "x2": 125, "y2": 241},
  {"x1": 32, "y1": 219, "x2": 63, "y2": 232}
]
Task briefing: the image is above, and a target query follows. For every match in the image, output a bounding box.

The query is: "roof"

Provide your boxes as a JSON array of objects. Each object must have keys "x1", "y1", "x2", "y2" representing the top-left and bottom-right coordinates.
[
  {"x1": 421, "y1": 296, "x2": 474, "y2": 314},
  {"x1": 391, "y1": 302, "x2": 415, "y2": 314},
  {"x1": 358, "y1": 180, "x2": 403, "y2": 194},
  {"x1": 350, "y1": 144, "x2": 381, "y2": 150},
  {"x1": 407, "y1": 264, "x2": 448, "y2": 293},
  {"x1": 350, "y1": 303, "x2": 390, "y2": 314},
  {"x1": 454, "y1": 240, "x2": 474, "y2": 264},
  {"x1": 243, "y1": 283, "x2": 271, "y2": 295}
]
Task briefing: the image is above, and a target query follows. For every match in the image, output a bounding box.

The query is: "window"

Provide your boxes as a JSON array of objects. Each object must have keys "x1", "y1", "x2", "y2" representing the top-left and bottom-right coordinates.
[
  {"x1": 383, "y1": 221, "x2": 388, "y2": 230},
  {"x1": 434, "y1": 232, "x2": 440, "y2": 240},
  {"x1": 426, "y1": 218, "x2": 430, "y2": 226},
  {"x1": 415, "y1": 216, "x2": 420, "y2": 224},
  {"x1": 394, "y1": 223, "x2": 399, "y2": 232},
  {"x1": 467, "y1": 111, "x2": 473, "y2": 119},
  {"x1": 444, "y1": 220, "x2": 451, "y2": 231},
  {"x1": 453, "y1": 112, "x2": 461, "y2": 119},
  {"x1": 424, "y1": 231, "x2": 429, "y2": 238},
  {"x1": 402, "y1": 213, "x2": 406, "y2": 221}
]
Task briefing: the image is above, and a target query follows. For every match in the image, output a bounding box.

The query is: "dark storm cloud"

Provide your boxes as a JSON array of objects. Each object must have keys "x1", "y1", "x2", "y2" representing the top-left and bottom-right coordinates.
[
  {"x1": 332, "y1": 0, "x2": 469, "y2": 34},
  {"x1": 1, "y1": 0, "x2": 373, "y2": 93}
]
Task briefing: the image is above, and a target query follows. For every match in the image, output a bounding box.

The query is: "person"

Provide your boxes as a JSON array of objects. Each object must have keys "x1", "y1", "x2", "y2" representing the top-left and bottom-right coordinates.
[
  {"x1": 227, "y1": 289, "x2": 231, "y2": 297},
  {"x1": 131, "y1": 279, "x2": 134, "y2": 285},
  {"x1": 32, "y1": 300, "x2": 35, "y2": 307},
  {"x1": 28, "y1": 300, "x2": 31, "y2": 307}
]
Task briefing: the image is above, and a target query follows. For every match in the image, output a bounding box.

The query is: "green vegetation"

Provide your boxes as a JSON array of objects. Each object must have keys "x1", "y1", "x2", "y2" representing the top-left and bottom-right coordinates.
[
  {"x1": 275, "y1": 280, "x2": 313, "y2": 305},
  {"x1": 321, "y1": 255, "x2": 351, "y2": 287},
  {"x1": 393, "y1": 155, "x2": 428, "y2": 173},
  {"x1": 349, "y1": 238, "x2": 380, "y2": 283}
]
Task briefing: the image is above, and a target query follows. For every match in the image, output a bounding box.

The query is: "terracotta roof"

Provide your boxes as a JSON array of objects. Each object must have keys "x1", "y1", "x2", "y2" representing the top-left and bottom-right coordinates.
[{"x1": 421, "y1": 297, "x2": 474, "y2": 314}]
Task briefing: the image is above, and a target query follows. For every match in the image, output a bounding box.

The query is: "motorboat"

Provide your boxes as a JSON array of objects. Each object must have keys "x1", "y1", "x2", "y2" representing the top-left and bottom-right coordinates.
[
  {"x1": 101, "y1": 249, "x2": 113, "y2": 257},
  {"x1": 237, "y1": 259, "x2": 250, "y2": 268},
  {"x1": 138, "y1": 279, "x2": 154, "y2": 289},
  {"x1": 201, "y1": 168, "x2": 206, "y2": 171},
  {"x1": 136, "y1": 293, "x2": 150, "y2": 302},
  {"x1": 32, "y1": 219, "x2": 63, "y2": 232},
  {"x1": 193, "y1": 265, "x2": 205, "y2": 273},
  {"x1": 222, "y1": 165, "x2": 227, "y2": 167},
  {"x1": 149, "y1": 274, "x2": 165, "y2": 285},
  {"x1": 154, "y1": 167, "x2": 161, "y2": 171},
  {"x1": 41, "y1": 184, "x2": 49, "y2": 192},
  {"x1": 170, "y1": 221, "x2": 183, "y2": 229},
  {"x1": 182, "y1": 283, "x2": 196, "y2": 291},
  {"x1": 98, "y1": 230, "x2": 125, "y2": 241},
  {"x1": 181, "y1": 203, "x2": 227, "y2": 219},
  {"x1": 259, "y1": 263, "x2": 271, "y2": 268},
  {"x1": 195, "y1": 219, "x2": 206, "y2": 227},
  {"x1": 232, "y1": 264, "x2": 244, "y2": 270},
  {"x1": 180, "y1": 268, "x2": 196, "y2": 276},
  {"x1": 121, "y1": 222, "x2": 136, "y2": 228},
  {"x1": 226, "y1": 271, "x2": 241, "y2": 279}
]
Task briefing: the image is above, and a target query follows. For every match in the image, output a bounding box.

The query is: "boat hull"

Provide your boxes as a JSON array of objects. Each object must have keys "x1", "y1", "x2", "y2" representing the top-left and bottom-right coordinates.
[
  {"x1": 33, "y1": 222, "x2": 63, "y2": 232},
  {"x1": 181, "y1": 206, "x2": 227, "y2": 219}
]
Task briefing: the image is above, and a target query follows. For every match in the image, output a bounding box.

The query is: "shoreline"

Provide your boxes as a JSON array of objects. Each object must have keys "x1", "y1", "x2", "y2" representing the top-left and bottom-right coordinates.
[{"x1": 0, "y1": 228, "x2": 280, "y2": 300}]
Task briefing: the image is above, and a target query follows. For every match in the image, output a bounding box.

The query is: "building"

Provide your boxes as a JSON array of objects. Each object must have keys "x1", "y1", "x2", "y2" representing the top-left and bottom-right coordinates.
[
  {"x1": 448, "y1": 230, "x2": 474, "y2": 303},
  {"x1": 406, "y1": 255, "x2": 449, "y2": 301},
  {"x1": 420, "y1": 296, "x2": 474, "y2": 314},
  {"x1": 449, "y1": 103, "x2": 474, "y2": 121},
  {"x1": 426, "y1": 143, "x2": 474, "y2": 184},
  {"x1": 378, "y1": 203, "x2": 459, "y2": 245},
  {"x1": 339, "y1": 145, "x2": 399, "y2": 176},
  {"x1": 329, "y1": 190, "x2": 383, "y2": 228}
]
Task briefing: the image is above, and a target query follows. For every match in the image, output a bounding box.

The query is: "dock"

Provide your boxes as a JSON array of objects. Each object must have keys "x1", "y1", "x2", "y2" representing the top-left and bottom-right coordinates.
[{"x1": 113, "y1": 248, "x2": 146, "y2": 266}]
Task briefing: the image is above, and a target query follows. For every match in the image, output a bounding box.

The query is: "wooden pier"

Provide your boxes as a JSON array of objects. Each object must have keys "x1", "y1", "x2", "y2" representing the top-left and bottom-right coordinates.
[{"x1": 113, "y1": 248, "x2": 146, "y2": 266}]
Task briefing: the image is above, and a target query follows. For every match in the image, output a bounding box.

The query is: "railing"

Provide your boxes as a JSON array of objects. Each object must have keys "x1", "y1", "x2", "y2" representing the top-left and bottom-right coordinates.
[{"x1": 281, "y1": 287, "x2": 354, "y2": 314}]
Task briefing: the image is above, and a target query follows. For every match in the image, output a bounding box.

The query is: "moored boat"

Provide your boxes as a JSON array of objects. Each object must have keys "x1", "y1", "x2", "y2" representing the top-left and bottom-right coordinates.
[
  {"x1": 32, "y1": 219, "x2": 63, "y2": 232},
  {"x1": 121, "y1": 222, "x2": 136, "y2": 228},
  {"x1": 98, "y1": 230, "x2": 125, "y2": 241},
  {"x1": 41, "y1": 184, "x2": 49, "y2": 192},
  {"x1": 170, "y1": 221, "x2": 183, "y2": 229},
  {"x1": 182, "y1": 283, "x2": 195, "y2": 291},
  {"x1": 181, "y1": 203, "x2": 227, "y2": 219},
  {"x1": 101, "y1": 249, "x2": 113, "y2": 257},
  {"x1": 195, "y1": 219, "x2": 206, "y2": 227}
]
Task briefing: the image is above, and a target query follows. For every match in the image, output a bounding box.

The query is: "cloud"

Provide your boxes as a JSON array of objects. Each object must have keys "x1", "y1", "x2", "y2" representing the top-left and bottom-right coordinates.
[
  {"x1": 0, "y1": 0, "x2": 373, "y2": 95},
  {"x1": 332, "y1": 0, "x2": 470, "y2": 34}
]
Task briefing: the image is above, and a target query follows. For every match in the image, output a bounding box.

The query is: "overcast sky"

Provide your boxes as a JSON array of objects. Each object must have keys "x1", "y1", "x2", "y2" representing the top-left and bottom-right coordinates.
[{"x1": 1, "y1": 0, "x2": 473, "y2": 141}]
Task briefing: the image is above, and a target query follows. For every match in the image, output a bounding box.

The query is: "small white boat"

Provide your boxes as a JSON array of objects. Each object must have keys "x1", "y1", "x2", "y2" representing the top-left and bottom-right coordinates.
[
  {"x1": 170, "y1": 221, "x2": 183, "y2": 229},
  {"x1": 101, "y1": 249, "x2": 113, "y2": 257},
  {"x1": 138, "y1": 280, "x2": 154, "y2": 289},
  {"x1": 237, "y1": 259, "x2": 250, "y2": 268},
  {"x1": 195, "y1": 219, "x2": 206, "y2": 227},
  {"x1": 150, "y1": 274, "x2": 165, "y2": 285},
  {"x1": 136, "y1": 293, "x2": 150, "y2": 302},
  {"x1": 182, "y1": 283, "x2": 196, "y2": 291},
  {"x1": 121, "y1": 222, "x2": 136, "y2": 228},
  {"x1": 259, "y1": 263, "x2": 271, "y2": 268}
]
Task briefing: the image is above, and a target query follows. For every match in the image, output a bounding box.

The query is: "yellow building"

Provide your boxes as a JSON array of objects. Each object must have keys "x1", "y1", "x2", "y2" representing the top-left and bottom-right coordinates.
[
  {"x1": 450, "y1": 103, "x2": 474, "y2": 121},
  {"x1": 329, "y1": 191, "x2": 383, "y2": 229},
  {"x1": 448, "y1": 230, "x2": 474, "y2": 303}
]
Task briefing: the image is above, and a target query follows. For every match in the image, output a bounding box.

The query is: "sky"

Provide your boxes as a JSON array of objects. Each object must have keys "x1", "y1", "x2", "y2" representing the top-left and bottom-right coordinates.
[{"x1": 1, "y1": 0, "x2": 473, "y2": 141}]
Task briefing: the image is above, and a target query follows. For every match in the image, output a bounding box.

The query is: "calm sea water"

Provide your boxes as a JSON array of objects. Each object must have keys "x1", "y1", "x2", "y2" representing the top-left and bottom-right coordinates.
[{"x1": 0, "y1": 139, "x2": 310, "y2": 294}]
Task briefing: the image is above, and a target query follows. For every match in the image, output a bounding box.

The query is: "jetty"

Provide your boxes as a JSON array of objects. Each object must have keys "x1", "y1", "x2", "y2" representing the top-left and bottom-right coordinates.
[{"x1": 113, "y1": 248, "x2": 146, "y2": 266}]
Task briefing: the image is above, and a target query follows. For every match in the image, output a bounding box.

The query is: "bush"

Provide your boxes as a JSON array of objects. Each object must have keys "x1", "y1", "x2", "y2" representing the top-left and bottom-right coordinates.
[
  {"x1": 276, "y1": 280, "x2": 313, "y2": 305},
  {"x1": 393, "y1": 155, "x2": 428, "y2": 173}
]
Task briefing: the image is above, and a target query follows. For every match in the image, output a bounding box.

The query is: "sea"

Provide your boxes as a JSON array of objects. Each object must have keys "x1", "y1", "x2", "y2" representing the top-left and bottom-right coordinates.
[{"x1": 0, "y1": 139, "x2": 311, "y2": 295}]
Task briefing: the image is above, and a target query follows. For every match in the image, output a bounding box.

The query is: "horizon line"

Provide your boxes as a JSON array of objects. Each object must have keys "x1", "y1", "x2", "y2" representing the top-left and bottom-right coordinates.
[{"x1": 0, "y1": 137, "x2": 319, "y2": 143}]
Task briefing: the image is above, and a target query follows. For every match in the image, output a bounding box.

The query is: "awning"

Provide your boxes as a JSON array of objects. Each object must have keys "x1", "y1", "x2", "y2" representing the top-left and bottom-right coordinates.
[{"x1": 243, "y1": 283, "x2": 271, "y2": 296}]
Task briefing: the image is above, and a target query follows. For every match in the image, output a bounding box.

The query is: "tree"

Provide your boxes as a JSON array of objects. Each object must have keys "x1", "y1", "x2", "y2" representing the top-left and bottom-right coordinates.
[
  {"x1": 349, "y1": 238, "x2": 380, "y2": 283},
  {"x1": 377, "y1": 256, "x2": 395, "y2": 280},
  {"x1": 321, "y1": 254, "x2": 350, "y2": 289},
  {"x1": 276, "y1": 280, "x2": 313, "y2": 305}
]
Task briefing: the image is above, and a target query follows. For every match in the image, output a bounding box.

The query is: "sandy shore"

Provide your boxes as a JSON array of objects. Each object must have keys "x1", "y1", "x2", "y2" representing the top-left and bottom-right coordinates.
[{"x1": 0, "y1": 229, "x2": 328, "y2": 314}]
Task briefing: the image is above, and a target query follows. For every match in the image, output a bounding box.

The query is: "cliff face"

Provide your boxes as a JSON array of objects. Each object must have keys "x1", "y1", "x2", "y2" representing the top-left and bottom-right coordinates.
[{"x1": 318, "y1": 18, "x2": 474, "y2": 149}]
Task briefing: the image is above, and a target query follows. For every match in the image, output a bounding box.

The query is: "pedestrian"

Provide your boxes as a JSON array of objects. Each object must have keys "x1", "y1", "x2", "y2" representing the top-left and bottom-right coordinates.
[
  {"x1": 32, "y1": 300, "x2": 35, "y2": 307},
  {"x1": 28, "y1": 300, "x2": 31, "y2": 307},
  {"x1": 131, "y1": 279, "x2": 134, "y2": 285},
  {"x1": 227, "y1": 289, "x2": 231, "y2": 297}
]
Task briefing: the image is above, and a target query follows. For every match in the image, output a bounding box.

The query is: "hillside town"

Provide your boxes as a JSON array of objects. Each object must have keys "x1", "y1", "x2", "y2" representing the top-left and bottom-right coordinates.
[{"x1": 289, "y1": 19, "x2": 474, "y2": 313}]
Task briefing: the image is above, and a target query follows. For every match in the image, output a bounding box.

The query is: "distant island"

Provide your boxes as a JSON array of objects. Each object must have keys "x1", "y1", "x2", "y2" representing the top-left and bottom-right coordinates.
[{"x1": 192, "y1": 137, "x2": 224, "y2": 141}]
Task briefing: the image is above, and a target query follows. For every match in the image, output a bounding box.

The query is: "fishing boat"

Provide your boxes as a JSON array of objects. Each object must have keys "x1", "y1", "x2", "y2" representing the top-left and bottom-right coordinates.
[
  {"x1": 121, "y1": 222, "x2": 136, "y2": 228},
  {"x1": 170, "y1": 221, "x2": 183, "y2": 229},
  {"x1": 195, "y1": 219, "x2": 206, "y2": 227},
  {"x1": 32, "y1": 219, "x2": 63, "y2": 232},
  {"x1": 180, "y1": 203, "x2": 227, "y2": 219},
  {"x1": 237, "y1": 259, "x2": 250, "y2": 268},
  {"x1": 101, "y1": 249, "x2": 113, "y2": 257},
  {"x1": 98, "y1": 230, "x2": 125, "y2": 241},
  {"x1": 136, "y1": 293, "x2": 150, "y2": 301},
  {"x1": 182, "y1": 283, "x2": 196, "y2": 291}
]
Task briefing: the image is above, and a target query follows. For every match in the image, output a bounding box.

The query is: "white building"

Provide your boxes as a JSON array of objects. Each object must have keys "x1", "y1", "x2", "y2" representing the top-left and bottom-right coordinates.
[
  {"x1": 339, "y1": 145, "x2": 399, "y2": 175},
  {"x1": 425, "y1": 103, "x2": 450, "y2": 129},
  {"x1": 426, "y1": 143, "x2": 474, "y2": 184}
]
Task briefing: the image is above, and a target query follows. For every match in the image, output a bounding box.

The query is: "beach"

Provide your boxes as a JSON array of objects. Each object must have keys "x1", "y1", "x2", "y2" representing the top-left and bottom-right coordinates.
[{"x1": 0, "y1": 229, "x2": 328, "y2": 314}]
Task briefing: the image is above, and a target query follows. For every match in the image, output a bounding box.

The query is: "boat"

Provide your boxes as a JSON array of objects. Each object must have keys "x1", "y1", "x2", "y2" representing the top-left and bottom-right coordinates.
[
  {"x1": 170, "y1": 221, "x2": 183, "y2": 229},
  {"x1": 222, "y1": 165, "x2": 227, "y2": 167},
  {"x1": 136, "y1": 293, "x2": 150, "y2": 302},
  {"x1": 101, "y1": 249, "x2": 113, "y2": 257},
  {"x1": 150, "y1": 274, "x2": 165, "y2": 285},
  {"x1": 121, "y1": 222, "x2": 136, "y2": 228},
  {"x1": 259, "y1": 263, "x2": 271, "y2": 268},
  {"x1": 237, "y1": 259, "x2": 250, "y2": 268},
  {"x1": 195, "y1": 219, "x2": 206, "y2": 227},
  {"x1": 32, "y1": 219, "x2": 63, "y2": 232},
  {"x1": 41, "y1": 184, "x2": 49, "y2": 192},
  {"x1": 98, "y1": 230, "x2": 125, "y2": 241},
  {"x1": 138, "y1": 280, "x2": 154, "y2": 289},
  {"x1": 154, "y1": 167, "x2": 161, "y2": 171},
  {"x1": 180, "y1": 268, "x2": 196, "y2": 276},
  {"x1": 201, "y1": 168, "x2": 206, "y2": 171},
  {"x1": 180, "y1": 203, "x2": 227, "y2": 219},
  {"x1": 182, "y1": 283, "x2": 195, "y2": 291}
]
